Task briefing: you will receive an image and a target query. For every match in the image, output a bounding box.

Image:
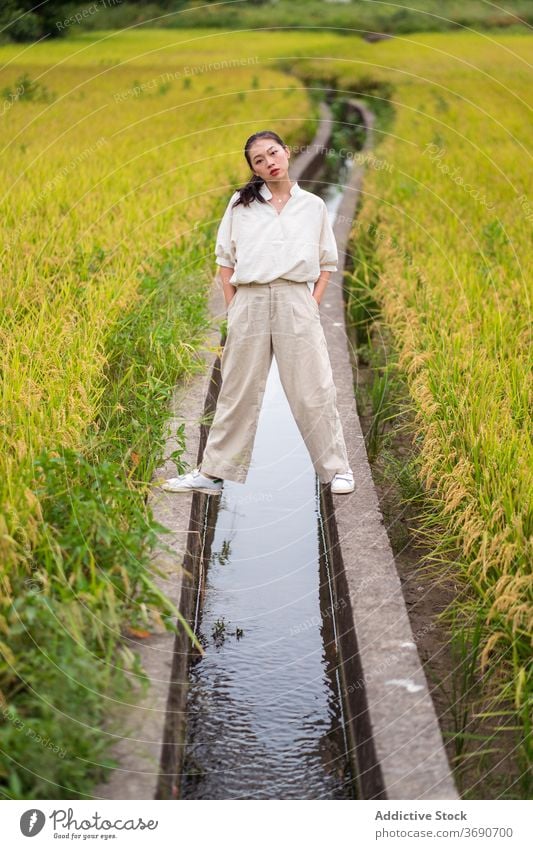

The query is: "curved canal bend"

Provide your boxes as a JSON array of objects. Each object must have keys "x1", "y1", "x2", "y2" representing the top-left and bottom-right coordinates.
[{"x1": 179, "y1": 153, "x2": 358, "y2": 800}]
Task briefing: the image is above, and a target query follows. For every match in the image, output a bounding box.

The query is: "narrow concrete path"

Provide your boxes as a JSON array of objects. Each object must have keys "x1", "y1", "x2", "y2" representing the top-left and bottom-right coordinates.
[{"x1": 93, "y1": 100, "x2": 457, "y2": 801}]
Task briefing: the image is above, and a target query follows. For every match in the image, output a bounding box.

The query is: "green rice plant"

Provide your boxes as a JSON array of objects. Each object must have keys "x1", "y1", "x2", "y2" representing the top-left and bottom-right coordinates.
[
  {"x1": 441, "y1": 611, "x2": 487, "y2": 765},
  {"x1": 1, "y1": 591, "x2": 143, "y2": 799},
  {"x1": 365, "y1": 366, "x2": 393, "y2": 461},
  {"x1": 1, "y1": 71, "x2": 54, "y2": 103}
]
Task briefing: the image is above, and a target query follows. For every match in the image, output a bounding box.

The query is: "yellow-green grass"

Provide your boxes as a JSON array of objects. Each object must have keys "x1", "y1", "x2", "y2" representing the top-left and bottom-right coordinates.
[
  {"x1": 0, "y1": 27, "x2": 530, "y2": 795},
  {"x1": 353, "y1": 41, "x2": 532, "y2": 651},
  {"x1": 0, "y1": 31, "x2": 314, "y2": 577},
  {"x1": 0, "y1": 29, "x2": 317, "y2": 796},
  {"x1": 294, "y1": 31, "x2": 532, "y2": 786}
]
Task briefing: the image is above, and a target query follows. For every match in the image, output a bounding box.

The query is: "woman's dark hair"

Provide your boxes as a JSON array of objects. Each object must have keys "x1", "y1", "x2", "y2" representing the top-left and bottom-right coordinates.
[{"x1": 231, "y1": 130, "x2": 288, "y2": 209}]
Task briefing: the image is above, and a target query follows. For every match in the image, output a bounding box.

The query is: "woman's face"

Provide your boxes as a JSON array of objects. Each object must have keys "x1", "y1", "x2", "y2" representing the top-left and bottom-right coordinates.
[{"x1": 249, "y1": 139, "x2": 290, "y2": 182}]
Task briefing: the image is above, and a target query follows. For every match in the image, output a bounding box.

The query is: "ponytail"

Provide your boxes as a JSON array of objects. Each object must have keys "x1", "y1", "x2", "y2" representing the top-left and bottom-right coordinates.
[
  {"x1": 231, "y1": 173, "x2": 266, "y2": 209},
  {"x1": 231, "y1": 129, "x2": 288, "y2": 209}
]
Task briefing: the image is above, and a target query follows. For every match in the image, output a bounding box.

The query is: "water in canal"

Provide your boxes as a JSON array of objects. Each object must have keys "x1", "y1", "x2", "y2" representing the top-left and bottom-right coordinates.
[{"x1": 180, "y1": 160, "x2": 356, "y2": 800}]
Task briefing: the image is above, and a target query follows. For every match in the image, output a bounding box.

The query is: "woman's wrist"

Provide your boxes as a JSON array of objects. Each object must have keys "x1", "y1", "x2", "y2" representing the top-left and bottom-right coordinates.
[
  {"x1": 312, "y1": 270, "x2": 331, "y2": 303},
  {"x1": 223, "y1": 284, "x2": 237, "y2": 308},
  {"x1": 218, "y1": 266, "x2": 236, "y2": 307}
]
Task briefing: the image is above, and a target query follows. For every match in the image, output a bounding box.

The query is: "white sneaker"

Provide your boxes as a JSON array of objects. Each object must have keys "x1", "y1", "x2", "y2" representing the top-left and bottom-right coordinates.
[
  {"x1": 330, "y1": 468, "x2": 355, "y2": 494},
  {"x1": 161, "y1": 468, "x2": 223, "y2": 495}
]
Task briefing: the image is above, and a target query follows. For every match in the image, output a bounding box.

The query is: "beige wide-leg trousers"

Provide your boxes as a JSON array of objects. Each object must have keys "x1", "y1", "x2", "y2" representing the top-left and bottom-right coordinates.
[{"x1": 200, "y1": 277, "x2": 350, "y2": 485}]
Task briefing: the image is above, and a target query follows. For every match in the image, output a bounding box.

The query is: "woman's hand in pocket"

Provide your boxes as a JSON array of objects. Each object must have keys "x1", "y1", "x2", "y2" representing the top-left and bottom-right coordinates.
[{"x1": 223, "y1": 281, "x2": 237, "y2": 310}]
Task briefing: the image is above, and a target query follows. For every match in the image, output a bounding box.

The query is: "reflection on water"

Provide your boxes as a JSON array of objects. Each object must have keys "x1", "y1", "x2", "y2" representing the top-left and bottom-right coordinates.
[{"x1": 180, "y1": 168, "x2": 355, "y2": 800}]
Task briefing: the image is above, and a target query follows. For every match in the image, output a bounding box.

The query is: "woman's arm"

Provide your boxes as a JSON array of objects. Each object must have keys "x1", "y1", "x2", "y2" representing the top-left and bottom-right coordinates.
[
  {"x1": 312, "y1": 201, "x2": 338, "y2": 304},
  {"x1": 218, "y1": 264, "x2": 237, "y2": 308},
  {"x1": 214, "y1": 191, "x2": 239, "y2": 307},
  {"x1": 312, "y1": 270, "x2": 331, "y2": 304}
]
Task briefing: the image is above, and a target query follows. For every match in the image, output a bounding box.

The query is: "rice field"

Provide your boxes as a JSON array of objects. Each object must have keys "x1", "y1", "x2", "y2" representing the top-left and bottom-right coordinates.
[
  {"x1": 0, "y1": 27, "x2": 531, "y2": 797},
  {"x1": 0, "y1": 31, "x2": 316, "y2": 580},
  {"x1": 0, "y1": 30, "x2": 315, "y2": 797},
  {"x1": 297, "y1": 32, "x2": 532, "y2": 793}
]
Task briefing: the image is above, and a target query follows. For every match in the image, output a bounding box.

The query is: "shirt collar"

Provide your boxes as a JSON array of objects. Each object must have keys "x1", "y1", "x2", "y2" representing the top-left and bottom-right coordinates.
[{"x1": 259, "y1": 180, "x2": 300, "y2": 200}]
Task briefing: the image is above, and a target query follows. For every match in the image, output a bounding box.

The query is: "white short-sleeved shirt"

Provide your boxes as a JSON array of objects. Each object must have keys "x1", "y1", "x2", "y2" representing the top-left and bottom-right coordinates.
[{"x1": 214, "y1": 180, "x2": 338, "y2": 285}]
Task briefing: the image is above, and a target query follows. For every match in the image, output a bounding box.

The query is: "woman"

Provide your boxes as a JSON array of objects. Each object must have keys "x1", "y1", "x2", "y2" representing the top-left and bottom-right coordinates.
[{"x1": 162, "y1": 130, "x2": 354, "y2": 495}]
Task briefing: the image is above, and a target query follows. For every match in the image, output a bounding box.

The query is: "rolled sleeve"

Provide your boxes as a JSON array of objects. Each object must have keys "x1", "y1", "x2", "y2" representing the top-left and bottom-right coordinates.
[
  {"x1": 214, "y1": 191, "x2": 238, "y2": 268},
  {"x1": 318, "y1": 200, "x2": 338, "y2": 271}
]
